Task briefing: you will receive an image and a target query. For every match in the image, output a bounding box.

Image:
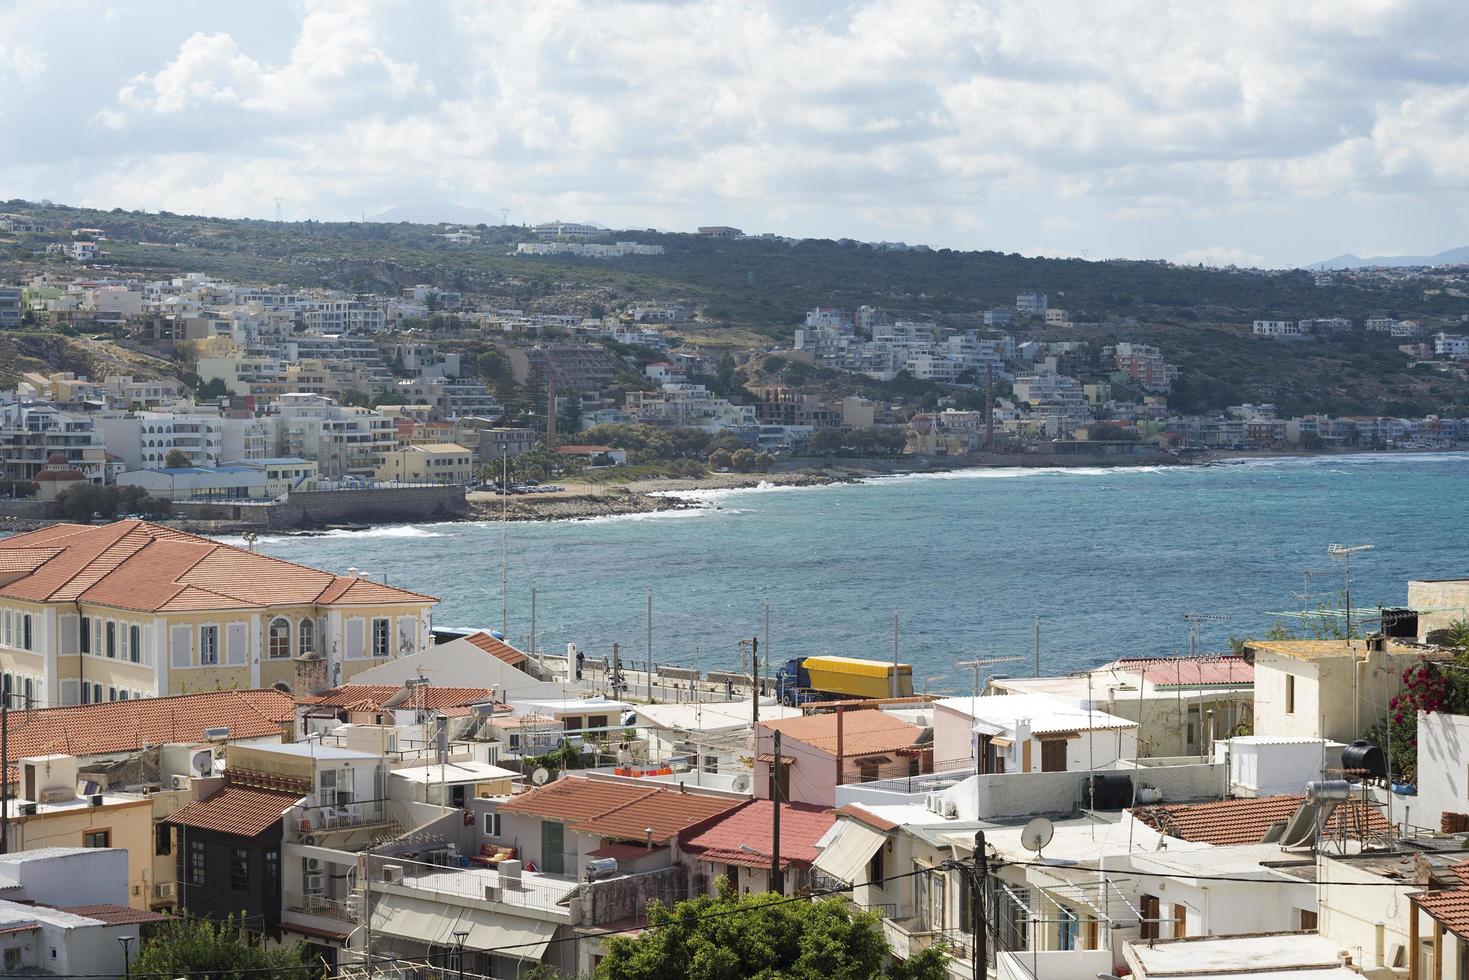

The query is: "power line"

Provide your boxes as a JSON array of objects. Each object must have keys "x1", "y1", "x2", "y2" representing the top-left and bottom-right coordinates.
[{"x1": 1000, "y1": 856, "x2": 1439, "y2": 886}]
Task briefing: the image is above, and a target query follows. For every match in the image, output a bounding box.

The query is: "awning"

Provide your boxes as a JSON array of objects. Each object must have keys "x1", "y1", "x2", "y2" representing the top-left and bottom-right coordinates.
[
  {"x1": 812, "y1": 822, "x2": 888, "y2": 884},
  {"x1": 756, "y1": 754, "x2": 796, "y2": 766},
  {"x1": 370, "y1": 894, "x2": 463, "y2": 948},
  {"x1": 370, "y1": 894, "x2": 557, "y2": 962},
  {"x1": 454, "y1": 906, "x2": 558, "y2": 961},
  {"x1": 988, "y1": 736, "x2": 1013, "y2": 748}
]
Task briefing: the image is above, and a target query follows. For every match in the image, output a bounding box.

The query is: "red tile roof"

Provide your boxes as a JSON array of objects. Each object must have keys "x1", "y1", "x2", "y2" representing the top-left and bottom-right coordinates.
[
  {"x1": 1115, "y1": 655, "x2": 1255, "y2": 687},
  {"x1": 761, "y1": 711, "x2": 923, "y2": 757},
  {"x1": 58, "y1": 904, "x2": 168, "y2": 925},
  {"x1": 302, "y1": 684, "x2": 497, "y2": 714},
  {"x1": 1133, "y1": 794, "x2": 1392, "y2": 846},
  {"x1": 834, "y1": 803, "x2": 899, "y2": 832},
  {"x1": 165, "y1": 783, "x2": 301, "y2": 837},
  {"x1": 0, "y1": 520, "x2": 436, "y2": 612},
  {"x1": 1415, "y1": 889, "x2": 1469, "y2": 940},
  {"x1": 588, "y1": 842, "x2": 666, "y2": 861},
  {"x1": 681, "y1": 800, "x2": 836, "y2": 870},
  {"x1": 462, "y1": 631, "x2": 529, "y2": 667},
  {"x1": 0, "y1": 689, "x2": 294, "y2": 763},
  {"x1": 498, "y1": 776, "x2": 742, "y2": 845}
]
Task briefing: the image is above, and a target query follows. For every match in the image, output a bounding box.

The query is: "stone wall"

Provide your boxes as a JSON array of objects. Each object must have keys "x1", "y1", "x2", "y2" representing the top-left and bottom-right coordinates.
[{"x1": 265, "y1": 486, "x2": 468, "y2": 530}]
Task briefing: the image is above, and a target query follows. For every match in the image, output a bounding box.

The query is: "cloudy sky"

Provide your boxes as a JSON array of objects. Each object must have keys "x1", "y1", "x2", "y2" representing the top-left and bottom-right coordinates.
[{"x1": 3, "y1": 0, "x2": 1468, "y2": 267}]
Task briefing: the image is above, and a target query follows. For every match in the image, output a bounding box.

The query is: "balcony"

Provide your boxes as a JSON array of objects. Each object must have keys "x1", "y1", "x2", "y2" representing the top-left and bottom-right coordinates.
[{"x1": 288, "y1": 800, "x2": 402, "y2": 849}]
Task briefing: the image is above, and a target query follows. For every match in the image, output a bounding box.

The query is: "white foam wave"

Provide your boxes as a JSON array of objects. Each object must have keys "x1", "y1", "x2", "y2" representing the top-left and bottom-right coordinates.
[
  {"x1": 865, "y1": 464, "x2": 1169, "y2": 484},
  {"x1": 214, "y1": 525, "x2": 445, "y2": 547},
  {"x1": 650, "y1": 480, "x2": 833, "y2": 503}
]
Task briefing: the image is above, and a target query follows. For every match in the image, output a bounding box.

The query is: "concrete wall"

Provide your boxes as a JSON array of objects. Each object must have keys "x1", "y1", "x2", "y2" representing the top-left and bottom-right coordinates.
[
  {"x1": 267, "y1": 486, "x2": 467, "y2": 530},
  {"x1": 1416, "y1": 711, "x2": 1469, "y2": 833},
  {"x1": 952, "y1": 762, "x2": 1223, "y2": 820},
  {"x1": 1408, "y1": 579, "x2": 1469, "y2": 642},
  {"x1": 997, "y1": 950, "x2": 1112, "y2": 980},
  {"x1": 1255, "y1": 649, "x2": 1412, "y2": 744},
  {"x1": 1319, "y1": 859, "x2": 1418, "y2": 977}
]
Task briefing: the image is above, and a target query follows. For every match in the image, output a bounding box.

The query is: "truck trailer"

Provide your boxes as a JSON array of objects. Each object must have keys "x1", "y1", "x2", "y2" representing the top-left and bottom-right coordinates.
[{"x1": 775, "y1": 655, "x2": 913, "y2": 705}]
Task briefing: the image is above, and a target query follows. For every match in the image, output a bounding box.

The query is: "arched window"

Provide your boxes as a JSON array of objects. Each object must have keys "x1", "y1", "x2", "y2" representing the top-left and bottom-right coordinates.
[
  {"x1": 268, "y1": 618, "x2": 291, "y2": 659},
  {"x1": 298, "y1": 618, "x2": 314, "y2": 656}
]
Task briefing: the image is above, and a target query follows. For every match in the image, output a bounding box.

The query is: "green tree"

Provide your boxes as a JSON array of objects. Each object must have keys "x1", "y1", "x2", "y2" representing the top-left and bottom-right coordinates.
[
  {"x1": 708, "y1": 449, "x2": 733, "y2": 470},
  {"x1": 131, "y1": 915, "x2": 313, "y2": 980},
  {"x1": 596, "y1": 881, "x2": 946, "y2": 980},
  {"x1": 731, "y1": 448, "x2": 757, "y2": 472},
  {"x1": 164, "y1": 449, "x2": 191, "y2": 469},
  {"x1": 811, "y1": 429, "x2": 844, "y2": 455},
  {"x1": 559, "y1": 395, "x2": 584, "y2": 435},
  {"x1": 754, "y1": 452, "x2": 775, "y2": 472},
  {"x1": 195, "y1": 377, "x2": 229, "y2": 400}
]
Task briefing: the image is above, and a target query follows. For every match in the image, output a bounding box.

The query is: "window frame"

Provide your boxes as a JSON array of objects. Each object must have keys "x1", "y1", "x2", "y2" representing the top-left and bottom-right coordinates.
[
  {"x1": 199, "y1": 625, "x2": 219, "y2": 666},
  {"x1": 83, "y1": 829, "x2": 111, "y2": 849},
  {"x1": 371, "y1": 617, "x2": 391, "y2": 657},
  {"x1": 188, "y1": 840, "x2": 206, "y2": 885},
  {"x1": 268, "y1": 617, "x2": 291, "y2": 660},
  {"x1": 230, "y1": 848, "x2": 249, "y2": 891},
  {"x1": 484, "y1": 811, "x2": 502, "y2": 837}
]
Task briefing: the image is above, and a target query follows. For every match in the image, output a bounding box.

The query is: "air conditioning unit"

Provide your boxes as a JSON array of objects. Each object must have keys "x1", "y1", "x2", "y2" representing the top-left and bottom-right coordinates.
[
  {"x1": 154, "y1": 882, "x2": 176, "y2": 901},
  {"x1": 171, "y1": 774, "x2": 190, "y2": 791},
  {"x1": 925, "y1": 792, "x2": 944, "y2": 813},
  {"x1": 381, "y1": 864, "x2": 403, "y2": 884},
  {"x1": 304, "y1": 873, "x2": 325, "y2": 894},
  {"x1": 483, "y1": 884, "x2": 502, "y2": 902},
  {"x1": 941, "y1": 800, "x2": 958, "y2": 818},
  {"x1": 305, "y1": 857, "x2": 322, "y2": 873}
]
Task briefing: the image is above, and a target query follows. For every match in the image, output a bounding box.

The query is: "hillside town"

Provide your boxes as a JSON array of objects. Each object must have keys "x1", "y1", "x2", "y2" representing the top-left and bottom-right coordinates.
[
  {"x1": 0, "y1": 516, "x2": 1459, "y2": 979},
  {"x1": 3, "y1": 256, "x2": 1469, "y2": 530}
]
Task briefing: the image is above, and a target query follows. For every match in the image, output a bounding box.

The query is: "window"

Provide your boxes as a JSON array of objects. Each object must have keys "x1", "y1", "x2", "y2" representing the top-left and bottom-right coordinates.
[
  {"x1": 867, "y1": 845, "x2": 885, "y2": 886},
  {"x1": 21, "y1": 615, "x2": 30, "y2": 651},
  {"x1": 483, "y1": 811, "x2": 502, "y2": 837},
  {"x1": 130, "y1": 625, "x2": 141, "y2": 663},
  {"x1": 79, "y1": 616, "x2": 89, "y2": 654},
  {"x1": 189, "y1": 840, "x2": 206, "y2": 885},
  {"x1": 83, "y1": 829, "x2": 111, "y2": 848},
  {"x1": 268, "y1": 618, "x2": 291, "y2": 659},
  {"x1": 4, "y1": 947, "x2": 20, "y2": 970},
  {"x1": 200, "y1": 626, "x2": 219, "y2": 665},
  {"x1": 1298, "y1": 908, "x2": 1318, "y2": 931},
  {"x1": 106, "y1": 620, "x2": 116, "y2": 658},
  {"x1": 1140, "y1": 894, "x2": 1160, "y2": 940},
  {"x1": 22, "y1": 678, "x2": 31, "y2": 706},
  {"x1": 93, "y1": 683, "x2": 103, "y2": 705},
  {"x1": 1285, "y1": 674, "x2": 1295, "y2": 714},
  {"x1": 108, "y1": 686, "x2": 117, "y2": 702},
  {"x1": 81, "y1": 684, "x2": 90, "y2": 705},
  {"x1": 371, "y1": 618, "x2": 391, "y2": 657},
  {"x1": 1, "y1": 675, "x2": 10, "y2": 709},
  {"x1": 1058, "y1": 907, "x2": 1078, "y2": 950},
  {"x1": 155, "y1": 823, "x2": 172, "y2": 856},
  {"x1": 298, "y1": 619, "x2": 314, "y2": 656},
  {"x1": 265, "y1": 850, "x2": 279, "y2": 890},
  {"x1": 231, "y1": 848, "x2": 249, "y2": 890}
]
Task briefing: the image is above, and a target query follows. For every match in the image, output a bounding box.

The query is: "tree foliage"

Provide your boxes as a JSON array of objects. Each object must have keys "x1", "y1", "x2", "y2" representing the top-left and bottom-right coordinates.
[
  {"x1": 131, "y1": 915, "x2": 313, "y2": 980},
  {"x1": 1364, "y1": 620, "x2": 1469, "y2": 782},
  {"x1": 164, "y1": 448, "x2": 191, "y2": 468},
  {"x1": 596, "y1": 880, "x2": 946, "y2": 980},
  {"x1": 55, "y1": 483, "x2": 171, "y2": 520}
]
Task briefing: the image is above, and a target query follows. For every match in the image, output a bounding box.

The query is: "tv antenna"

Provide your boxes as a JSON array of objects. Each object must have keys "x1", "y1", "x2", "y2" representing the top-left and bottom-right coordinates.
[
  {"x1": 954, "y1": 655, "x2": 1027, "y2": 701},
  {"x1": 1181, "y1": 612, "x2": 1230, "y2": 657},
  {"x1": 274, "y1": 197, "x2": 283, "y2": 222},
  {"x1": 1020, "y1": 816, "x2": 1054, "y2": 859}
]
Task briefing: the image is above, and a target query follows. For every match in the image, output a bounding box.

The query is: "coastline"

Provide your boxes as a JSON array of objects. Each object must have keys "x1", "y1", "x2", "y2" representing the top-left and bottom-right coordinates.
[{"x1": 462, "y1": 446, "x2": 1458, "y2": 523}]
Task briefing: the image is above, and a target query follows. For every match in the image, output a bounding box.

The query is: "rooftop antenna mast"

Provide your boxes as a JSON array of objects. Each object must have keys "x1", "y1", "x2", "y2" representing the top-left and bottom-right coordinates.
[
  {"x1": 954, "y1": 655, "x2": 1027, "y2": 703},
  {"x1": 499, "y1": 208, "x2": 510, "y2": 226},
  {"x1": 1329, "y1": 543, "x2": 1375, "y2": 737},
  {"x1": 1181, "y1": 612, "x2": 1231, "y2": 658},
  {"x1": 274, "y1": 197, "x2": 283, "y2": 222}
]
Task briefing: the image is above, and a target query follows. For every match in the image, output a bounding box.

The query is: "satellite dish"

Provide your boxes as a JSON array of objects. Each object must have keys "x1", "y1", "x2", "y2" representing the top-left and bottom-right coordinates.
[
  {"x1": 730, "y1": 774, "x2": 752, "y2": 794},
  {"x1": 1020, "y1": 817, "x2": 1054, "y2": 857},
  {"x1": 531, "y1": 767, "x2": 550, "y2": 786},
  {"x1": 190, "y1": 749, "x2": 213, "y2": 776}
]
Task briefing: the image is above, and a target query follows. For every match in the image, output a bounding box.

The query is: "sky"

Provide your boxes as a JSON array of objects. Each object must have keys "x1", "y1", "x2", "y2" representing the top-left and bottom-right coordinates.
[{"x1": 3, "y1": 0, "x2": 1469, "y2": 268}]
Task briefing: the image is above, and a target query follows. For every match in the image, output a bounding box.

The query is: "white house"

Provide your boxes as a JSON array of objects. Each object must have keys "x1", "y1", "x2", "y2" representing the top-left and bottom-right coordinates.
[{"x1": 931, "y1": 694, "x2": 1138, "y2": 774}]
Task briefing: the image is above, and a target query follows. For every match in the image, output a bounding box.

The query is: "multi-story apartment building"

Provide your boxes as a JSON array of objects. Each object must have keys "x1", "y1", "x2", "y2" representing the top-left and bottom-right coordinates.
[
  {"x1": 1434, "y1": 332, "x2": 1469, "y2": 358},
  {"x1": 1012, "y1": 372, "x2": 1090, "y2": 436},
  {"x1": 98, "y1": 412, "x2": 224, "y2": 469},
  {"x1": 0, "y1": 287, "x2": 21, "y2": 328},
  {"x1": 1016, "y1": 291, "x2": 1048, "y2": 315},
  {"x1": 624, "y1": 383, "x2": 756, "y2": 431},
  {"x1": 508, "y1": 346, "x2": 620, "y2": 396},
  {"x1": 302, "y1": 300, "x2": 387, "y2": 334},
  {"x1": 273, "y1": 394, "x2": 396, "y2": 478},
  {"x1": 0, "y1": 403, "x2": 107, "y2": 482},
  {"x1": 1111, "y1": 342, "x2": 1180, "y2": 392},
  {"x1": 390, "y1": 377, "x2": 503, "y2": 421},
  {"x1": 0, "y1": 519, "x2": 437, "y2": 707},
  {"x1": 102, "y1": 376, "x2": 180, "y2": 411}
]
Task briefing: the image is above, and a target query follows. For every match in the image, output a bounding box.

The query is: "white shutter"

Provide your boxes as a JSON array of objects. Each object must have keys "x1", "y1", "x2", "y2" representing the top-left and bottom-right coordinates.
[
  {"x1": 59, "y1": 615, "x2": 79, "y2": 655},
  {"x1": 227, "y1": 623, "x2": 248, "y2": 665},
  {"x1": 346, "y1": 619, "x2": 365, "y2": 659},
  {"x1": 397, "y1": 616, "x2": 416, "y2": 657},
  {"x1": 170, "y1": 626, "x2": 191, "y2": 668}
]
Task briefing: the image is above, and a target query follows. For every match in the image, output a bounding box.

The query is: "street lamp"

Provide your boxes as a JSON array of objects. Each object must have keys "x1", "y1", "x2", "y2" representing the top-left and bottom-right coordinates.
[
  {"x1": 453, "y1": 928, "x2": 470, "y2": 980},
  {"x1": 117, "y1": 935, "x2": 136, "y2": 980}
]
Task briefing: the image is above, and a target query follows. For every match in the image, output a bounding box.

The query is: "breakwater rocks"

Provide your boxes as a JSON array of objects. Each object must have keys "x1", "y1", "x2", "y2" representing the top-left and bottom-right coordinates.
[{"x1": 469, "y1": 489, "x2": 698, "y2": 522}]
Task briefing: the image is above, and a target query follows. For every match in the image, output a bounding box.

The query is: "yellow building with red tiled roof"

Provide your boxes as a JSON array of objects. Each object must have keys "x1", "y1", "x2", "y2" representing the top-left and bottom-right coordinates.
[{"x1": 0, "y1": 520, "x2": 438, "y2": 707}]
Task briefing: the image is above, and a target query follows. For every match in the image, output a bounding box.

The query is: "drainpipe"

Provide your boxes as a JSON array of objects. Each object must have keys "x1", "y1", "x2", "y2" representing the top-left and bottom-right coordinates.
[{"x1": 835, "y1": 704, "x2": 845, "y2": 788}]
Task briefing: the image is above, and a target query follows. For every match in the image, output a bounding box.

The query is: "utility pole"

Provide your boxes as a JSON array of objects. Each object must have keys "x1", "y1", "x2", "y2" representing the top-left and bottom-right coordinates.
[
  {"x1": 750, "y1": 637, "x2": 760, "y2": 730},
  {"x1": 500, "y1": 449, "x2": 508, "y2": 635},
  {"x1": 530, "y1": 583, "x2": 538, "y2": 669},
  {"x1": 771, "y1": 729, "x2": 784, "y2": 895},
  {"x1": 892, "y1": 609, "x2": 900, "y2": 698},
  {"x1": 646, "y1": 590, "x2": 654, "y2": 702},
  {"x1": 1034, "y1": 616, "x2": 1041, "y2": 676},
  {"x1": 611, "y1": 642, "x2": 622, "y2": 697},
  {"x1": 1329, "y1": 543, "x2": 1374, "y2": 737},
  {"x1": 973, "y1": 831, "x2": 988, "y2": 980},
  {"x1": 764, "y1": 598, "x2": 770, "y2": 698}
]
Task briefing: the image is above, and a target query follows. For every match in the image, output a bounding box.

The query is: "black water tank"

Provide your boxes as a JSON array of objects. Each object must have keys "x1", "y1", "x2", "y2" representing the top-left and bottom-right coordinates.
[
  {"x1": 1085, "y1": 773, "x2": 1134, "y2": 810},
  {"x1": 1342, "y1": 740, "x2": 1388, "y2": 778}
]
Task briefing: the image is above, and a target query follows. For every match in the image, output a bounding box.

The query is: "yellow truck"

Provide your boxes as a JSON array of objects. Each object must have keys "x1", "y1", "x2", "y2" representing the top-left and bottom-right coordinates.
[{"x1": 776, "y1": 655, "x2": 914, "y2": 704}]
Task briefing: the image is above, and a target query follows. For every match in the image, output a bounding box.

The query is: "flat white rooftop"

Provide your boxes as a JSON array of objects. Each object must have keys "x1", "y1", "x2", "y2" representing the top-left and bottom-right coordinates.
[{"x1": 1127, "y1": 932, "x2": 1357, "y2": 979}]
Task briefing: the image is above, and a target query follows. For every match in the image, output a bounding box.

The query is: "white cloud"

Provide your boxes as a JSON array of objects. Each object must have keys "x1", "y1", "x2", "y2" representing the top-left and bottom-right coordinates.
[{"x1": 3, "y1": 0, "x2": 1468, "y2": 265}]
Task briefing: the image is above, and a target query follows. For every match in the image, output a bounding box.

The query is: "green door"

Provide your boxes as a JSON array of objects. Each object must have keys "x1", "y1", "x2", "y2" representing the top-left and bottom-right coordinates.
[{"x1": 541, "y1": 821, "x2": 565, "y2": 875}]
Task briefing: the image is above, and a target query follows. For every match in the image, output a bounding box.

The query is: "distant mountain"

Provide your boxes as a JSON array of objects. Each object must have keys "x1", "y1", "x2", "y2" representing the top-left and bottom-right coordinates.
[
  {"x1": 368, "y1": 202, "x2": 506, "y2": 226},
  {"x1": 1315, "y1": 245, "x2": 1469, "y2": 270}
]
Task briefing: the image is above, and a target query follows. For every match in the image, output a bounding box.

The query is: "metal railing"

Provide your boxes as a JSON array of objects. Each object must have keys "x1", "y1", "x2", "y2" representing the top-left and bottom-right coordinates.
[
  {"x1": 283, "y1": 890, "x2": 355, "y2": 922},
  {"x1": 288, "y1": 799, "x2": 392, "y2": 835},
  {"x1": 382, "y1": 856, "x2": 575, "y2": 916}
]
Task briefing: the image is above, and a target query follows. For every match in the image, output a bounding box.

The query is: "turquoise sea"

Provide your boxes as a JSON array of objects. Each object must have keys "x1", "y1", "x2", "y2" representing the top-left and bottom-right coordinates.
[{"x1": 231, "y1": 453, "x2": 1469, "y2": 689}]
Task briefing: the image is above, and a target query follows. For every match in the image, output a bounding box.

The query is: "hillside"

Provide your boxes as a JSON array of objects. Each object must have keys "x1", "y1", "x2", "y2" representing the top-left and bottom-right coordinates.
[{"x1": 4, "y1": 199, "x2": 1469, "y2": 416}]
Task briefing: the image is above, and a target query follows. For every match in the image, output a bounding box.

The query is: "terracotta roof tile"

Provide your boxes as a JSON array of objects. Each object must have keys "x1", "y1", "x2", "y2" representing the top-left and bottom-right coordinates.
[
  {"x1": 303, "y1": 684, "x2": 496, "y2": 713},
  {"x1": 681, "y1": 800, "x2": 835, "y2": 869},
  {"x1": 57, "y1": 904, "x2": 168, "y2": 925},
  {"x1": 463, "y1": 631, "x2": 529, "y2": 666},
  {"x1": 761, "y1": 711, "x2": 923, "y2": 757},
  {"x1": 1133, "y1": 794, "x2": 1392, "y2": 846},
  {"x1": 1115, "y1": 655, "x2": 1255, "y2": 687},
  {"x1": 165, "y1": 783, "x2": 301, "y2": 837},
  {"x1": 499, "y1": 776, "x2": 741, "y2": 845},
  {"x1": 1416, "y1": 889, "x2": 1469, "y2": 940},
  {"x1": 0, "y1": 689, "x2": 295, "y2": 762},
  {"x1": 0, "y1": 520, "x2": 436, "y2": 612}
]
